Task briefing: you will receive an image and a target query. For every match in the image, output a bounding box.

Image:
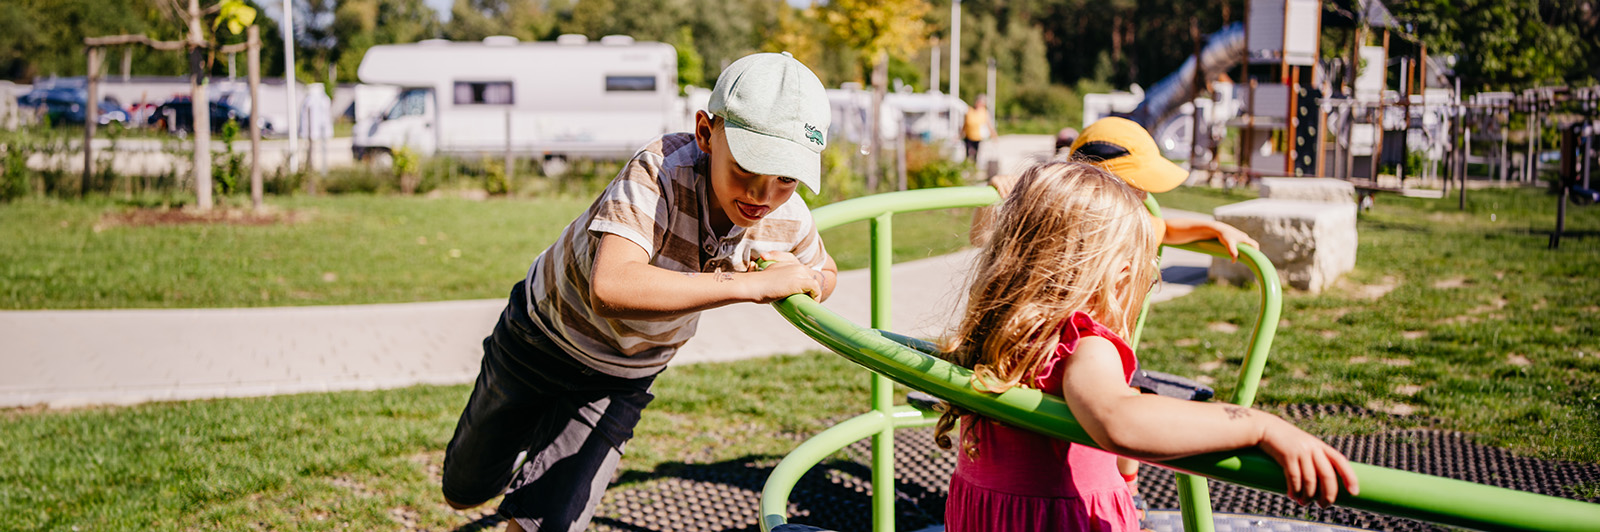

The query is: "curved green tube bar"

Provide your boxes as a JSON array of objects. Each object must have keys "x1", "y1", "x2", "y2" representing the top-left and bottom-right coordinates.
[
  {"x1": 762, "y1": 288, "x2": 1600, "y2": 532},
  {"x1": 760, "y1": 186, "x2": 1600, "y2": 532}
]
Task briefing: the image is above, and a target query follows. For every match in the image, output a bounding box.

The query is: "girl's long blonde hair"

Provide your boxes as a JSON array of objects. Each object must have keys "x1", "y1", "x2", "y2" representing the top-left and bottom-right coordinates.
[{"x1": 934, "y1": 161, "x2": 1162, "y2": 456}]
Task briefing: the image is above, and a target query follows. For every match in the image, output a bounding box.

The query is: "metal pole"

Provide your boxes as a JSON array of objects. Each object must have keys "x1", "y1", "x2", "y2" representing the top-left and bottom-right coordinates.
[
  {"x1": 869, "y1": 213, "x2": 895, "y2": 532},
  {"x1": 283, "y1": 0, "x2": 298, "y2": 176},
  {"x1": 949, "y1": 0, "x2": 961, "y2": 145},
  {"x1": 1190, "y1": 18, "x2": 1204, "y2": 173},
  {"x1": 505, "y1": 108, "x2": 514, "y2": 185},
  {"x1": 986, "y1": 56, "x2": 996, "y2": 134},
  {"x1": 896, "y1": 116, "x2": 907, "y2": 191}
]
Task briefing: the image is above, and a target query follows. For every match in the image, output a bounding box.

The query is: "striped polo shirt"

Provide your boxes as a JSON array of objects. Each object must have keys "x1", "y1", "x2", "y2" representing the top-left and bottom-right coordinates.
[{"x1": 524, "y1": 133, "x2": 829, "y2": 378}]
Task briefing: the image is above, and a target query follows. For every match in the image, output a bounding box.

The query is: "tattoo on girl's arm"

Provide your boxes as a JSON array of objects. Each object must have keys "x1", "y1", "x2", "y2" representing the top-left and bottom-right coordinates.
[
  {"x1": 715, "y1": 272, "x2": 734, "y2": 283},
  {"x1": 681, "y1": 272, "x2": 699, "y2": 278},
  {"x1": 1224, "y1": 406, "x2": 1251, "y2": 420}
]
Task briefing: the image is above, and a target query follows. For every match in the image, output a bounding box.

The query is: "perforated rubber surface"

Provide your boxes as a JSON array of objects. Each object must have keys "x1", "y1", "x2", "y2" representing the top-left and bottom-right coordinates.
[{"x1": 588, "y1": 405, "x2": 1600, "y2": 532}]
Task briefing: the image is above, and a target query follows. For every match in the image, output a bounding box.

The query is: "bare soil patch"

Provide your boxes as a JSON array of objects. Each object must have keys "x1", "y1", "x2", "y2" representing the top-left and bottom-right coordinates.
[{"x1": 98, "y1": 206, "x2": 307, "y2": 229}]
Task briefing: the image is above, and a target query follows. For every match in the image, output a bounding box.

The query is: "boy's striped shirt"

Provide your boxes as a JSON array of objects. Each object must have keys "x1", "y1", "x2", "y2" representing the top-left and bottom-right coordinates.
[{"x1": 525, "y1": 133, "x2": 828, "y2": 378}]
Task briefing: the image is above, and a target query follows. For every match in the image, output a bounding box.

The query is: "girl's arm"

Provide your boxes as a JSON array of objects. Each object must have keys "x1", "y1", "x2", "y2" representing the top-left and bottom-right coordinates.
[{"x1": 1060, "y1": 335, "x2": 1359, "y2": 507}]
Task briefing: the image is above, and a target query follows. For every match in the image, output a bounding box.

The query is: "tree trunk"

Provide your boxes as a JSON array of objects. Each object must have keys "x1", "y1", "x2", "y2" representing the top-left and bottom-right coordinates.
[
  {"x1": 189, "y1": 0, "x2": 214, "y2": 210},
  {"x1": 82, "y1": 46, "x2": 99, "y2": 197},
  {"x1": 248, "y1": 26, "x2": 264, "y2": 211}
]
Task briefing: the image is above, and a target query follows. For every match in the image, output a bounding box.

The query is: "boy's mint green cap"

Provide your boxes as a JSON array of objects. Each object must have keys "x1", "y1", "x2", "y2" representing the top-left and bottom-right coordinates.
[{"x1": 709, "y1": 52, "x2": 830, "y2": 194}]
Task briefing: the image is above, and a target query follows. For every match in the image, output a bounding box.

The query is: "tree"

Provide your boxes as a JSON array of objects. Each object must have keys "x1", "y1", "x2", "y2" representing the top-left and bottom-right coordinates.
[
  {"x1": 334, "y1": 0, "x2": 440, "y2": 82},
  {"x1": 1391, "y1": 0, "x2": 1591, "y2": 91},
  {"x1": 444, "y1": 0, "x2": 552, "y2": 42},
  {"x1": 821, "y1": 0, "x2": 932, "y2": 81}
]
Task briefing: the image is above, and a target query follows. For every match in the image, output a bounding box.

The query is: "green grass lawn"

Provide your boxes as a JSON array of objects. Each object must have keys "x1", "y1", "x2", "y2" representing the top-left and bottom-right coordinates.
[
  {"x1": 2, "y1": 185, "x2": 1598, "y2": 530},
  {"x1": 0, "y1": 195, "x2": 974, "y2": 310}
]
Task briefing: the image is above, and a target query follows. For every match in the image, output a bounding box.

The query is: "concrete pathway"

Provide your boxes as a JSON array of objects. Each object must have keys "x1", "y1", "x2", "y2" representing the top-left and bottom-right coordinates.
[
  {"x1": 0, "y1": 243, "x2": 1212, "y2": 409},
  {"x1": 0, "y1": 134, "x2": 1218, "y2": 409}
]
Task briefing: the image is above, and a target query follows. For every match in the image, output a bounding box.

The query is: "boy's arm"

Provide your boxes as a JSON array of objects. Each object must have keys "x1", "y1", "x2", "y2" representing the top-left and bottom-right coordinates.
[
  {"x1": 1160, "y1": 218, "x2": 1259, "y2": 261},
  {"x1": 589, "y1": 234, "x2": 824, "y2": 320},
  {"x1": 818, "y1": 252, "x2": 838, "y2": 302}
]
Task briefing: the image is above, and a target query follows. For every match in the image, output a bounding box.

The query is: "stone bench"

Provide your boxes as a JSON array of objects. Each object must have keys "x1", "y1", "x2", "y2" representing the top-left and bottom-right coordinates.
[
  {"x1": 1208, "y1": 198, "x2": 1357, "y2": 293},
  {"x1": 1258, "y1": 177, "x2": 1358, "y2": 203}
]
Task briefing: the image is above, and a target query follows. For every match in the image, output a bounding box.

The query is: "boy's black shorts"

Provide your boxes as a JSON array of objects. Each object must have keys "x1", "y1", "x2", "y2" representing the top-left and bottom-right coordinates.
[{"x1": 442, "y1": 280, "x2": 657, "y2": 532}]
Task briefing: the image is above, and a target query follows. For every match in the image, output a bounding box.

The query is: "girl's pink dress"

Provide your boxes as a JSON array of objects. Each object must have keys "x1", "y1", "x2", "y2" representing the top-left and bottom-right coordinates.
[{"x1": 945, "y1": 312, "x2": 1141, "y2": 532}]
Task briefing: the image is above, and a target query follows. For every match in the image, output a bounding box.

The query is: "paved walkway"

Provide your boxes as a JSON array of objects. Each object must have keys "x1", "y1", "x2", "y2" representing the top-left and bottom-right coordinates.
[
  {"x1": 0, "y1": 135, "x2": 1219, "y2": 409},
  {"x1": 0, "y1": 243, "x2": 1212, "y2": 409}
]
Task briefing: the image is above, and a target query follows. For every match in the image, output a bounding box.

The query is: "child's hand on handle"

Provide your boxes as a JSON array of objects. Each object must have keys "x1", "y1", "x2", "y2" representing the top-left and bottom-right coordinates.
[
  {"x1": 1258, "y1": 416, "x2": 1361, "y2": 507},
  {"x1": 747, "y1": 251, "x2": 823, "y2": 303},
  {"x1": 1210, "y1": 223, "x2": 1259, "y2": 262}
]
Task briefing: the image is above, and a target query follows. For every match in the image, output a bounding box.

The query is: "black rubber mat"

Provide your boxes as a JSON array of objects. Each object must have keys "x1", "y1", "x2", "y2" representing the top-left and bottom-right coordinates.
[{"x1": 586, "y1": 405, "x2": 1600, "y2": 532}]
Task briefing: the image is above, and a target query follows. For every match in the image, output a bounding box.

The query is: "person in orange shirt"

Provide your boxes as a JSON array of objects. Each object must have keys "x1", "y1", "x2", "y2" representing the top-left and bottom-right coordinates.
[{"x1": 962, "y1": 96, "x2": 997, "y2": 162}]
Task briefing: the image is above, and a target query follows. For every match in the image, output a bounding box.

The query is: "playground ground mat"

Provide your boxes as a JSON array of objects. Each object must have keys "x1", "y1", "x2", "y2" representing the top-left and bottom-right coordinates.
[{"x1": 571, "y1": 404, "x2": 1599, "y2": 532}]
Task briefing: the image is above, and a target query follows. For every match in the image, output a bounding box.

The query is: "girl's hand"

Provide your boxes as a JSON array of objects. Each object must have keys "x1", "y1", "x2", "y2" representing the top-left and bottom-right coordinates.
[
  {"x1": 747, "y1": 251, "x2": 822, "y2": 303},
  {"x1": 1258, "y1": 417, "x2": 1360, "y2": 507},
  {"x1": 1209, "y1": 222, "x2": 1259, "y2": 262}
]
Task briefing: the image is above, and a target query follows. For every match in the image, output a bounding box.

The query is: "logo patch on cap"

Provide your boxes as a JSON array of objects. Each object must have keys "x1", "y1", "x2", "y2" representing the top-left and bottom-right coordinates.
[{"x1": 804, "y1": 124, "x2": 824, "y2": 146}]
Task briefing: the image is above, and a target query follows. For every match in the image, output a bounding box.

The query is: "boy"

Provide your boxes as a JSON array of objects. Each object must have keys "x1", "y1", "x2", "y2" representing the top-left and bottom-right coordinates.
[{"x1": 442, "y1": 52, "x2": 839, "y2": 532}]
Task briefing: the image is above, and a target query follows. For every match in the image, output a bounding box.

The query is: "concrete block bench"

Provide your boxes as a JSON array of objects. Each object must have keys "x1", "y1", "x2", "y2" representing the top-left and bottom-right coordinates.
[
  {"x1": 1258, "y1": 177, "x2": 1358, "y2": 204},
  {"x1": 1209, "y1": 198, "x2": 1357, "y2": 293}
]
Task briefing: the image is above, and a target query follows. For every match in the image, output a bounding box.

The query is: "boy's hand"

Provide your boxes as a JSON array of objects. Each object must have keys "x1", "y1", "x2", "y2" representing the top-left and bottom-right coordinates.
[
  {"x1": 1258, "y1": 416, "x2": 1360, "y2": 508},
  {"x1": 747, "y1": 251, "x2": 823, "y2": 303},
  {"x1": 1160, "y1": 219, "x2": 1259, "y2": 262}
]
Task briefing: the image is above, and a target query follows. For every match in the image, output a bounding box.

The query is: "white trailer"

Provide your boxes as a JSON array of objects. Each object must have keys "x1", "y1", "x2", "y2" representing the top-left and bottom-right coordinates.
[{"x1": 354, "y1": 35, "x2": 679, "y2": 167}]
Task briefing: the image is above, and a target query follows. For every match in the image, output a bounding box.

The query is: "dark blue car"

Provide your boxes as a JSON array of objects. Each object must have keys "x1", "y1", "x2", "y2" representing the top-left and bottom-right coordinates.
[
  {"x1": 147, "y1": 95, "x2": 261, "y2": 134},
  {"x1": 18, "y1": 87, "x2": 127, "y2": 126}
]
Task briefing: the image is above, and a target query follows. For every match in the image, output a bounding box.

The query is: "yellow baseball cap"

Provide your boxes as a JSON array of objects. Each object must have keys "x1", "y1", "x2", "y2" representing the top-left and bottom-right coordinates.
[{"x1": 1068, "y1": 117, "x2": 1188, "y2": 193}]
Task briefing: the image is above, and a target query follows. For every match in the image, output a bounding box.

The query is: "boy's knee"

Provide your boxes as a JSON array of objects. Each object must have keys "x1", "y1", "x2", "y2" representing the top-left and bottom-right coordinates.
[{"x1": 444, "y1": 494, "x2": 481, "y2": 511}]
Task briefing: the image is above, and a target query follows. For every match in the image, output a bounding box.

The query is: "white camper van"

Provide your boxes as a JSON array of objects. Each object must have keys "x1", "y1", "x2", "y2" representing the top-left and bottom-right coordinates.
[{"x1": 354, "y1": 35, "x2": 679, "y2": 168}]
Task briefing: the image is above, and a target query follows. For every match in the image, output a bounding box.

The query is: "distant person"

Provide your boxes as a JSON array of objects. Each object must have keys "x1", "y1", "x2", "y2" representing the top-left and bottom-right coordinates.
[
  {"x1": 440, "y1": 52, "x2": 839, "y2": 532},
  {"x1": 299, "y1": 83, "x2": 333, "y2": 176},
  {"x1": 962, "y1": 95, "x2": 997, "y2": 162},
  {"x1": 1054, "y1": 126, "x2": 1080, "y2": 158},
  {"x1": 938, "y1": 161, "x2": 1359, "y2": 532}
]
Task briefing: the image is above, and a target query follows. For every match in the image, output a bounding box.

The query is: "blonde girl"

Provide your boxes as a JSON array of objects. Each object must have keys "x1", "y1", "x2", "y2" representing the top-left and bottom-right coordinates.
[{"x1": 936, "y1": 162, "x2": 1358, "y2": 532}]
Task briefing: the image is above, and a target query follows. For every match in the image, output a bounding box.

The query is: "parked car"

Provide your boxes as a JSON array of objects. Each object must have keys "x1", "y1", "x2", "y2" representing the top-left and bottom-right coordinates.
[
  {"x1": 147, "y1": 95, "x2": 268, "y2": 134},
  {"x1": 18, "y1": 87, "x2": 127, "y2": 126}
]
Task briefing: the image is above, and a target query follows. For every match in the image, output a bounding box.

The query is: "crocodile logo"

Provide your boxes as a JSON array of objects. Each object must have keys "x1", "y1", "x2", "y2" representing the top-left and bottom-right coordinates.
[{"x1": 804, "y1": 124, "x2": 824, "y2": 146}]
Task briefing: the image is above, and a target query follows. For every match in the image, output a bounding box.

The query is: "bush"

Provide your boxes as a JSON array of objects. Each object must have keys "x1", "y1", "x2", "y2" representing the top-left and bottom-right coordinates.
[
  {"x1": 322, "y1": 166, "x2": 389, "y2": 194},
  {"x1": 1, "y1": 144, "x2": 29, "y2": 202},
  {"x1": 1006, "y1": 83, "x2": 1077, "y2": 121},
  {"x1": 801, "y1": 141, "x2": 868, "y2": 207},
  {"x1": 212, "y1": 120, "x2": 243, "y2": 195}
]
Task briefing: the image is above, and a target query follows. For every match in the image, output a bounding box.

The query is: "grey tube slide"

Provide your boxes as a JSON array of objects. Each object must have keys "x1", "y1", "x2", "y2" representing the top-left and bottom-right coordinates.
[{"x1": 1127, "y1": 22, "x2": 1246, "y2": 131}]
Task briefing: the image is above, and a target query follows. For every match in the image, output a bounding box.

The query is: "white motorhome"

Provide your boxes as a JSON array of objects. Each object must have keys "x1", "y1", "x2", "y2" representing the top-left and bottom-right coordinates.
[{"x1": 354, "y1": 35, "x2": 679, "y2": 167}]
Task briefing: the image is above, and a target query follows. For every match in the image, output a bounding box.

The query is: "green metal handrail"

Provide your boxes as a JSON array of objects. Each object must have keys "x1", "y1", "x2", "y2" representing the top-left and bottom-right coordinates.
[
  {"x1": 757, "y1": 186, "x2": 1600, "y2": 532},
  {"x1": 761, "y1": 285, "x2": 1600, "y2": 532},
  {"x1": 763, "y1": 185, "x2": 1282, "y2": 532}
]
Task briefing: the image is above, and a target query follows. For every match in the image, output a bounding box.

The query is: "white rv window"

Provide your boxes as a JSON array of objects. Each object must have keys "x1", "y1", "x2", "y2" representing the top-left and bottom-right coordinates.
[
  {"x1": 453, "y1": 81, "x2": 514, "y2": 105},
  {"x1": 605, "y1": 75, "x2": 657, "y2": 92},
  {"x1": 386, "y1": 89, "x2": 429, "y2": 120}
]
